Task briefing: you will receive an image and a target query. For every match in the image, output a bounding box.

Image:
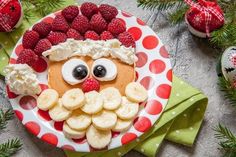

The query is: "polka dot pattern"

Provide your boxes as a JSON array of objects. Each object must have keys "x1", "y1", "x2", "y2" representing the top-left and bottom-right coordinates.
[
  {"x1": 149, "y1": 59, "x2": 166, "y2": 74},
  {"x1": 128, "y1": 27, "x2": 142, "y2": 41},
  {"x1": 136, "y1": 52, "x2": 148, "y2": 68},
  {"x1": 142, "y1": 35, "x2": 159, "y2": 50},
  {"x1": 25, "y1": 121, "x2": 41, "y2": 136},
  {"x1": 41, "y1": 133, "x2": 58, "y2": 146},
  {"x1": 19, "y1": 96, "x2": 37, "y2": 110},
  {"x1": 145, "y1": 100, "x2": 163, "y2": 115},
  {"x1": 121, "y1": 133, "x2": 137, "y2": 145},
  {"x1": 8, "y1": 9, "x2": 172, "y2": 152},
  {"x1": 6, "y1": 86, "x2": 18, "y2": 99},
  {"x1": 133, "y1": 117, "x2": 152, "y2": 132},
  {"x1": 140, "y1": 76, "x2": 155, "y2": 90}
]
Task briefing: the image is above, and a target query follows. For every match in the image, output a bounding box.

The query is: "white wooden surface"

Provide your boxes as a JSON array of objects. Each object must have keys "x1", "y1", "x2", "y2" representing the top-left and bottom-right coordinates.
[{"x1": 0, "y1": 0, "x2": 234, "y2": 156}]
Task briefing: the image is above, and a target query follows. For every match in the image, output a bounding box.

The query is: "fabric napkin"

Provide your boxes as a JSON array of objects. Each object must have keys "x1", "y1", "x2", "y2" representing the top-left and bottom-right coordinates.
[
  {"x1": 65, "y1": 76, "x2": 208, "y2": 157},
  {"x1": 0, "y1": 1, "x2": 208, "y2": 156}
]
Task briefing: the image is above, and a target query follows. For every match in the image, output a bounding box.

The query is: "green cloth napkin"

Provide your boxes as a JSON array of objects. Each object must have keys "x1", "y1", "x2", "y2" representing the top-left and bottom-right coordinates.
[
  {"x1": 0, "y1": 1, "x2": 208, "y2": 156},
  {"x1": 65, "y1": 76, "x2": 208, "y2": 157}
]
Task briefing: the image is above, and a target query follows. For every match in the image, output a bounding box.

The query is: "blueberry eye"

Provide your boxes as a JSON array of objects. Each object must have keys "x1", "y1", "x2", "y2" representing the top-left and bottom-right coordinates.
[
  {"x1": 93, "y1": 65, "x2": 106, "y2": 77},
  {"x1": 92, "y1": 58, "x2": 117, "y2": 81},
  {"x1": 73, "y1": 65, "x2": 88, "y2": 80},
  {"x1": 62, "y1": 59, "x2": 89, "y2": 85}
]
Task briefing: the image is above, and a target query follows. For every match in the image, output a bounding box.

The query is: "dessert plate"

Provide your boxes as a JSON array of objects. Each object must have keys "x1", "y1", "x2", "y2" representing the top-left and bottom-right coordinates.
[{"x1": 7, "y1": 10, "x2": 172, "y2": 152}]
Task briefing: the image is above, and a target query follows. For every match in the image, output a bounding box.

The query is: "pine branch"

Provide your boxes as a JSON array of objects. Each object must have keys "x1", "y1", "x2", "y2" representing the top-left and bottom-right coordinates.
[
  {"x1": 214, "y1": 124, "x2": 236, "y2": 157},
  {"x1": 168, "y1": 5, "x2": 189, "y2": 24},
  {"x1": 0, "y1": 138, "x2": 22, "y2": 157},
  {"x1": 137, "y1": 0, "x2": 184, "y2": 11},
  {"x1": 0, "y1": 109, "x2": 14, "y2": 130}
]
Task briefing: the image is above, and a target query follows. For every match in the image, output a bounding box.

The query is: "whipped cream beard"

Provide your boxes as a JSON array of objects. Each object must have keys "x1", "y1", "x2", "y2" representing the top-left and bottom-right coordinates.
[
  {"x1": 4, "y1": 64, "x2": 41, "y2": 95},
  {"x1": 42, "y1": 39, "x2": 138, "y2": 65}
]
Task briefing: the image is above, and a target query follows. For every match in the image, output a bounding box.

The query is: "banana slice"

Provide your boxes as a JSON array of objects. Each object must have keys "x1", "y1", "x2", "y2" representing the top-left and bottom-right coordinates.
[
  {"x1": 86, "y1": 125, "x2": 111, "y2": 149},
  {"x1": 37, "y1": 89, "x2": 59, "y2": 111},
  {"x1": 62, "y1": 88, "x2": 85, "y2": 110},
  {"x1": 115, "y1": 97, "x2": 139, "y2": 120},
  {"x1": 66, "y1": 110, "x2": 91, "y2": 131},
  {"x1": 112, "y1": 118, "x2": 133, "y2": 132},
  {"x1": 81, "y1": 91, "x2": 103, "y2": 114},
  {"x1": 125, "y1": 82, "x2": 148, "y2": 103},
  {"x1": 49, "y1": 99, "x2": 71, "y2": 121},
  {"x1": 63, "y1": 122, "x2": 86, "y2": 139},
  {"x1": 92, "y1": 110, "x2": 117, "y2": 130},
  {"x1": 100, "y1": 87, "x2": 122, "y2": 110}
]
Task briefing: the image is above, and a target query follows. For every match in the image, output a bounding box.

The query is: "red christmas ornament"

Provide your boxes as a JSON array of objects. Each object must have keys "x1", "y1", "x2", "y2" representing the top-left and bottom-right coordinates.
[
  {"x1": 0, "y1": 0, "x2": 23, "y2": 32},
  {"x1": 184, "y1": 0, "x2": 224, "y2": 38}
]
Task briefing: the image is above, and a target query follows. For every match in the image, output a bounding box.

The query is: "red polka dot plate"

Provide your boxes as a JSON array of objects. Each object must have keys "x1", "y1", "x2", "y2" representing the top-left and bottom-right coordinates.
[{"x1": 7, "y1": 10, "x2": 172, "y2": 152}]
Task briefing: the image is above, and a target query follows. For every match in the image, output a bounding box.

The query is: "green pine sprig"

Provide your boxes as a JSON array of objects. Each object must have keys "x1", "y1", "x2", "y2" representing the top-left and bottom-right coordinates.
[
  {"x1": 214, "y1": 124, "x2": 236, "y2": 157},
  {"x1": 0, "y1": 139, "x2": 22, "y2": 157},
  {"x1": 0, "y1": 109, "x2": 14, "y2": 130},
  {"x1": 218, "y1": 77, "x2": 236, "y2": 106}
]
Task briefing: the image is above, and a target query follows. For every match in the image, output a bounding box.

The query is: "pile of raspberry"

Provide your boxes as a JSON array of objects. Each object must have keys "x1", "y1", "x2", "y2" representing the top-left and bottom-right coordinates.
[{"x1": 17, "y1": 2, "x2": 135, "y2": 68}]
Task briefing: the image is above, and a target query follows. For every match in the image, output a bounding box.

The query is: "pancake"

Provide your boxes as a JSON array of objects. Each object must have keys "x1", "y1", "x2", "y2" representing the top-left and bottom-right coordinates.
[{"x1": 48, "y1": 56, "x2": 135, "y2": 97}]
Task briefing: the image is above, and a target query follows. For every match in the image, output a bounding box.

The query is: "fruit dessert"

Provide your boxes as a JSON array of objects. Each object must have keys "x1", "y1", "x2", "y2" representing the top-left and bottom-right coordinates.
[{"x1": 4, "y1": 3, "x2": 148, "y2": 149}]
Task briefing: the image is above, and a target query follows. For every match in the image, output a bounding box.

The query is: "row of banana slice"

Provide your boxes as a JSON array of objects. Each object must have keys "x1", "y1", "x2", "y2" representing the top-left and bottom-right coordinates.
[{"x1": 36, "y1": 82, "x2": 148, "y2": 149}]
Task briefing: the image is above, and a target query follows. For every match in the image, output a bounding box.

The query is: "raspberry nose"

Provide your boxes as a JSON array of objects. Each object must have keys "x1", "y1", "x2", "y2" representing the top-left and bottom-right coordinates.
[{"x1": 82, "y1": 78, "x2": 100, "y2": 93}]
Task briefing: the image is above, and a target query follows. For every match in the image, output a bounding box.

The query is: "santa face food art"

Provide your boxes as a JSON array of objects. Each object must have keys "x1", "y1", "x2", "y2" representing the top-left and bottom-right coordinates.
[{"x1": 4, "y1": 3, "x2": 149, "y2": 149}]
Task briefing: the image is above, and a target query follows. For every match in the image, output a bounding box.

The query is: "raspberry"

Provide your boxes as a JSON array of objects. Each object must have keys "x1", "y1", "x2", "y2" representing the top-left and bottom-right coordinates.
[
  {"x1": 80, "y1": 2, "x2": 98, "y2": 19},
  {"x1": 100, "y1": 31, "x2": 114, "y2": 40},
  {"x1": 71, "y1": 15, "x2": 89, "y2": 34},
  {"x1": 22, "y1": 30, "x2": 40, "y2": 49},
  {"x1": 16, "y1": 49, "x2": 38, "y2": 66},
  {"x1": 99, "y1": 4, "x2": 118, "y2": 21},
  {"x1": 62, "y1": 5, "x2": 79, "y2": 22},
  {"x1": 82, "y1": 78, "x2": 100, "y2": 93},
  {"x1": 108, "y1": 18, "x2": 126, "y2": 36},
  {"x1": 118, "y1": 31, "x2": 136, "y2": 48},
  {"x1": 67, "y1": 28, "x2": 84, "y2": 40},
  {"x1": 84, "y1": 31, "x2": 100, "y2": 40},
  {"x1": 47, "y1": 31, "x2": 67, "y2": 45},
  {"x1": 52, "y1": 15, "x2": 69, "y2": 32},
  {"x1": 90, "y1": 14, "x2": 107, "y2": 34},
  {"x1": 32, "y1": 21, "x2": 52, "y2": 38},
  {"x1": 34, "y1": 39, "x2": 52, "y2": 56}
]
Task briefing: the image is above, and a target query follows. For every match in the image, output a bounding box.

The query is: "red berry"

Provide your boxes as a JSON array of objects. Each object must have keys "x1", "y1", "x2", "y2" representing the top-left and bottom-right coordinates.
[
  {"x1": 71, "y1": 15, "x2": 89, "y2": 34},
  {"x1": 100, "y1": 31, "x2": 114, "y2": 40},
  {"x1": 47, "y1": 32, "x2": 67, "y2": 45},
  {"x1": 84, "y1": 31, "x2": 100, "y2": 40},
  {"x1": 22, "y1": 30, "x2": 40, "y2": 49},
  {"x1": 16, "y1": 49, "x2": 38, "y2": 66},
  {"x1": 32, "y1": 22, "x2": 52, "y2": 38},
  {"x1": 34, "y1": 39, "x2": 52, "y2": 56},
  {"x1": 80, "y1": 2, "x2": 98, "y2": 19},
  {"x1": 82, "y1": 78, "x2": 100, "y2": 93},
  {"x1": 99, "y1": 4, "x2": 118, "y2": 21},
  {"x1": 52, "y1": 15, "x2": 69, "y2": 32},
  {"x1": 108, "y1": 18, "x2": 126, "y2": 36},
  {"x1": 67, "y1": 28, "x2": 84, "y2": 40},
  {"x1": 90, "y1": 14, "x2": 107, "y2": 34},
  {"x1": 62, "y1": 5, "x2": 79, "y2": 22},
  {"x1": 118, "y1": 31, "x2": 136, "y2": 48}
]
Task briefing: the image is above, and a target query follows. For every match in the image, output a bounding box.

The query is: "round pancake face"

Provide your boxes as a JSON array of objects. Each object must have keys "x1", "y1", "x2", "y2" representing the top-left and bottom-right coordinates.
[{"x1": 48, "y1": 56, "x2": 135, "y2": 97}]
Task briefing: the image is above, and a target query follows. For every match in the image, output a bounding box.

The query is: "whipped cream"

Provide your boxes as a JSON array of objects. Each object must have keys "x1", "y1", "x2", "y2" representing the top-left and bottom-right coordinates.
[
  {"x1": 4, "y1": 64, "x2": 41, "y2": 95},
  {"x1": 42, "y1": 39, "x2": 137, "y2": 65}
]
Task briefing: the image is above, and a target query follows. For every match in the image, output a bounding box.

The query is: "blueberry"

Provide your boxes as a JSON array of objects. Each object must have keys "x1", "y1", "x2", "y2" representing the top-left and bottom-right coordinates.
[
  {"x1": 72, "y1": 65, "x2": 88, "y2": 80},
  {"x1": 93, "y1": 65, "x2": 106, "y2": 77}
]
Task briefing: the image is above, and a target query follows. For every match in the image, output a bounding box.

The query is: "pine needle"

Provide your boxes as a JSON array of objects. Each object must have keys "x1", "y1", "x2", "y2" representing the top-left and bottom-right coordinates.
[
  {"x1": 0, "y1": 138, "x2": 22, "y2": 157},
  {"x1": 168, "y1": 5, "x2": 189, "y2": 24},
  {"x1": 214, "y1": 124, "x2": 236, "y2": 157},
  {"x1": 0, "y1": 109, "x2": 14, "y2": 130}
]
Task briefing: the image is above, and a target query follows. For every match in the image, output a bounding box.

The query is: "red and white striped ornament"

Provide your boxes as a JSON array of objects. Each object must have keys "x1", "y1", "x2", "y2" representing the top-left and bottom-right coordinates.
[
  {"x1": 184, "y1": 0, "x2": 224, "y2": 38},
  {"x1": 0, "y1": 0, "x2": 23, "y2": 32}
]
